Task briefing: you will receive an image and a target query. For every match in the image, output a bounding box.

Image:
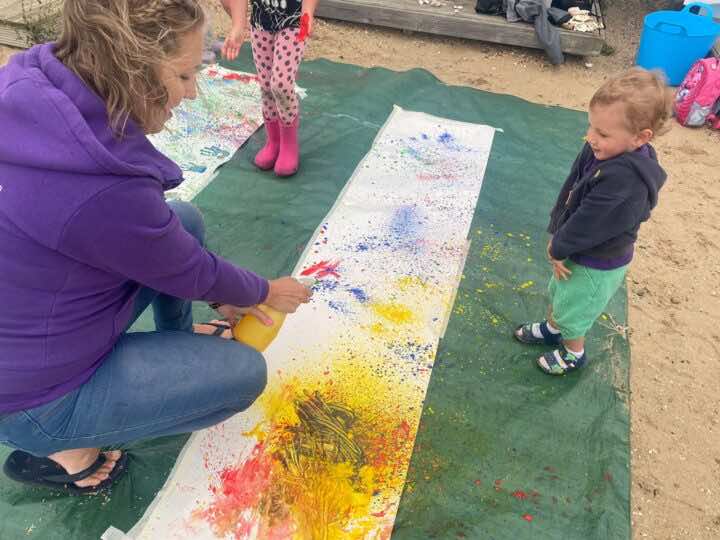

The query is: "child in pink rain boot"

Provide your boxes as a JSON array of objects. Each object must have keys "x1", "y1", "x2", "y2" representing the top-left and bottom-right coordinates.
[{"x1": 220, "y1": 0, "x2": 318, "y2": 177}]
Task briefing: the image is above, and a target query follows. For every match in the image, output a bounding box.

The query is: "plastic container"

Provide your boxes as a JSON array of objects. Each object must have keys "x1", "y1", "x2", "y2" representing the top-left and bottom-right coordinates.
[
  {"x1": 637, "y1": 2, "x2": 720, "y2": 85},
  {"x1": 232, "y1": 304, "x2": 286, "y2": 352}
]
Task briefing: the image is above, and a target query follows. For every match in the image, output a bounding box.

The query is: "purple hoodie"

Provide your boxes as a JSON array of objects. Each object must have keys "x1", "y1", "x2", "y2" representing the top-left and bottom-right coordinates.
[{"x1": 0, "y1": 44, "x2": 269, "y2": 414}]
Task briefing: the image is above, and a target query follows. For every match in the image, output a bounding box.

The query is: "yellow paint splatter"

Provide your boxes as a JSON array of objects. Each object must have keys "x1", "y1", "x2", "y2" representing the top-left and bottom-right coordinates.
[
  {"x1": 371, "y1": 302, "x2": 414, "y2": 324},
  {"x1": 198, "y1": 357, "x2": 417, "y2": 540},
  {"x1": 397, "y1": 276, "x2": 427, "y2": 291},
  {"x1": 369, "y1": 322, "x2": 386, "y2": 334},
  {"x1": 519, "y1": 280, "x2": 534, "y2": 289}
]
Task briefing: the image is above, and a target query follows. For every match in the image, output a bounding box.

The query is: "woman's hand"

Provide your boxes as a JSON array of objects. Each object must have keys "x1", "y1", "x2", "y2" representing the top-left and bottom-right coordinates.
[
  {"x1": 264, "y1": 276, "x2": 312, "y2": 313},
  {"x1": 215, "y1": 304, "x2": 274, "y2": 326},
  {"x1": 222, "y1": 23, "x2": 246, "y2": 61}
]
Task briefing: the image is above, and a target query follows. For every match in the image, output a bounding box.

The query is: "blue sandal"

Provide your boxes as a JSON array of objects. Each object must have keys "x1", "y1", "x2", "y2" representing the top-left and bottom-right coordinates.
[
  {"x1": 537, "y1": 347, "x2": 587, "y2": 375},
  {"x1": 514, "y1": 321, "x2": 562, "y2": 346}
]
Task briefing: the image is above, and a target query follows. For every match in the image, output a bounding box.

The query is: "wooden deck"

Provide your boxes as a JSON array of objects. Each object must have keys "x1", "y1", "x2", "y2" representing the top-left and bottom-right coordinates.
[
  {"x1": 316, "y1": 0, "x2": 606, "y2": 57},
  {"x1": 0, "y1": 0, "x2": 61, "y2": 48}
]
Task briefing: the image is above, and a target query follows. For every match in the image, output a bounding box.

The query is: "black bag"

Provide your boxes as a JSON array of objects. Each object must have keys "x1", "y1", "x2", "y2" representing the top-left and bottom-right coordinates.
[
  {"x1": 551, "y1": 0, "x2": 593, "y2": 10},
  {"x1": 475, "y1": 0, "x2": 504, "y2": 15}
]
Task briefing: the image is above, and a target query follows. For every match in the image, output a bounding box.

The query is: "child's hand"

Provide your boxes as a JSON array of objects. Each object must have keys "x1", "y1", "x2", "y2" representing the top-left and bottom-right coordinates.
[
  {"x1": 304, "y1": 12, "x2": 314, "y2": 37},
  {"x1": 222, "y1": 24, "x2": 246, "y2": 61},
  {"x1": 546, "y1": 236, "x2": 572, "y2": 280},
  {"x1": 551, "y1": 259, "x2": 572, "y2": 280}
]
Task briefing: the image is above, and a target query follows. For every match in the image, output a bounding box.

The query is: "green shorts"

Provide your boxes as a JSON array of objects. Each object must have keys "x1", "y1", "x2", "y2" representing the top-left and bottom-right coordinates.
[{"x1": 548, "y1": 260, "x2": 628, "y2": 340}]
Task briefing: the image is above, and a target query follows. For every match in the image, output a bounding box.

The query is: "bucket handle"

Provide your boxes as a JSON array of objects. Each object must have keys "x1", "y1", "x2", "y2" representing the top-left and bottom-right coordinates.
[
  {"x1": 683, "y1": 2, "x2": 716, "y2": 20},
  {"x1": 653, "y1": 21, "x2": 687, "y2": 35}
]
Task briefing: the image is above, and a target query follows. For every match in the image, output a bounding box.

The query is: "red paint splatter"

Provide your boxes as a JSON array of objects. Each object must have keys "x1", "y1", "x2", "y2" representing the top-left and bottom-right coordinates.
[
  {"x1": 474, "y1": 479, "x2": 482, "y2": 486},
  {"x1": 222, "y1": 72, "x2": 258, "y2": 83},
  {"x1": 494, "y1": 479, "x2": 504, "y2": 492},
  {"x1": 196, "y1": 443, "x2": 276, "y2": 536},
  {"x1": 207, "y1": 69, "x2": 218, "y2": 77},
  {"x1": 522, "y1": 513, "x2": 534, "y2": 522},
  {"x1": 300, "y1": 260, "x2": 341, "y2": 279},
  {"x1": 295, "y1": 13, "x2": 310, "y2": 42},
  {"x1": 512, "y1": 490, "x2": 528, "y2": 500}
]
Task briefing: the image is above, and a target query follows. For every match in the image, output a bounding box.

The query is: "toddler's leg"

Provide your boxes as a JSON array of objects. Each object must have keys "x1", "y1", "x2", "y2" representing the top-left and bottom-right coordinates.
[
  {"x1": 251, "y1": 28, "x2": 281, "y2": 169},
  {"x1": 270, "y1": 27, "x2": 306, "y2": 176}
]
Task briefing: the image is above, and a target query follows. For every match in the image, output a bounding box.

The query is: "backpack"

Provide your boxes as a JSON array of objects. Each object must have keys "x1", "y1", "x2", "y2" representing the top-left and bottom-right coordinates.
[
  {"x1": 475, "y1": 0, "x2": 503, "y2": 14},
  {"x1": 674, "y1": 57, "x2": 720, "y2": 129}
]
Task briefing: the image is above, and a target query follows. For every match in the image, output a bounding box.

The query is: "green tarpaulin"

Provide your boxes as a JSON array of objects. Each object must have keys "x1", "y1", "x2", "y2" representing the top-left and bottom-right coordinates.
[{"x1": 0, "y1": 50, "x2": 630, "y2": 540}]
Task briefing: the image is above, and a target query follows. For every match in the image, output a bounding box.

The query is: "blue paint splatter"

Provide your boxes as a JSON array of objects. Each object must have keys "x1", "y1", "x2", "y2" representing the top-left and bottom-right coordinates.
[
  {"x1": 421, "y1": 133, "x2": 429, "y2": 140},
  {"x1": 327, "y1": 300, "x2": 350, "y2": 314},
  {"x1": 313, "y1": 280, "x2": 339, "y2": 293},
  {"x1": 348, "y1": 287, "x2": 369, "y2": 303},
  {"x1": 390, "y1": 205, "x2": 422, "y2": 238},
  {"x1": 404, "y1": 146, "x2": 423, "y2": 161},
  {"x1": 355, "y1": 242, "x2": 370, "y2": 252},
  {"x1": 438, "y1": 131, "x2": 454, "y2": 144}
]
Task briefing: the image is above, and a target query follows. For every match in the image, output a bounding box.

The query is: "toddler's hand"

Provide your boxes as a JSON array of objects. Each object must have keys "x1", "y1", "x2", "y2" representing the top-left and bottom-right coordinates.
[
  {"x1": 551, "y1": 259, "x2": 572, "y2": 280},
  {"x1": 222, "y1": 24, "x2": 246, "y2": 61}
]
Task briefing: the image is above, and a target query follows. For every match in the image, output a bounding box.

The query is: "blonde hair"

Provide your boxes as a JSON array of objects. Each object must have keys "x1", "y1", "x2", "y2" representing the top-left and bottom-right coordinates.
[
  {"x1": 55, "y1": 0, "x2": 205, "y2": 135},
  {"x1": 590, "y1": 67, "x2": 674, "y2": 137}
]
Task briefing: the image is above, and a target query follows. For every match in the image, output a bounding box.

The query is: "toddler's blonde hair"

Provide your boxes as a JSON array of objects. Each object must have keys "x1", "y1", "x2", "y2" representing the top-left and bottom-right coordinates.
[{"x1": 590, "y1": 68, "x2": 674, "y2": 136}]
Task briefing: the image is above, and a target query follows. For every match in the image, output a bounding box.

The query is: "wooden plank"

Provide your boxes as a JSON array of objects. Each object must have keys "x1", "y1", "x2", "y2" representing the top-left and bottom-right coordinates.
[
  {"x1": 0, "y1": 0, "x2": 62, "y2": 48},
  {"x1": 316, "y1": 0, "x2": 605, "y2": 56}
]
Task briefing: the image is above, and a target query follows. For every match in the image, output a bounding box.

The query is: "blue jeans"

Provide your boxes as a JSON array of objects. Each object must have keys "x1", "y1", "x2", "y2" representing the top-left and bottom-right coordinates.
[{"x1": 0, "y1": 201, "x2": 267, "y2": 457}]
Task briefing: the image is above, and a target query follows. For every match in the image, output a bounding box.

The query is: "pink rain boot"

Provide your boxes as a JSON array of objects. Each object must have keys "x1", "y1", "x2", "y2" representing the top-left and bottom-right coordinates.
[
  {"x1": 254, "y1": 119, "x2": 280, "y2": 170},
  {"x1": 274, "y1": 117, "x2": 299, "y2": 177}
]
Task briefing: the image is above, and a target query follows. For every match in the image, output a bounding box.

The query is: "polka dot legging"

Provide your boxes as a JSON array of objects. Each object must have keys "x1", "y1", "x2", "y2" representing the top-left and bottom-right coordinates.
[{"x1": 250, "y1": 27, "x2": 306, "y2": 126}]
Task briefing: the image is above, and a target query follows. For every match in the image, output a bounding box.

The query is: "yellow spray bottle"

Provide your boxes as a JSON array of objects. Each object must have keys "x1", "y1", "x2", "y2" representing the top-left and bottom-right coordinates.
[{"x1": 232, "y1": 277, "x2": 314, "y2": 352}]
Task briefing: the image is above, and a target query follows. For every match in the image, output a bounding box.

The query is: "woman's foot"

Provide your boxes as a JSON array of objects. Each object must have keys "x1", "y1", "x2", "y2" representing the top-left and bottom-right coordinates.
[
  {"x1": 47, "y1": 448, "x2": 122, "y2": 488},
  {"x1": 193, "y1": 320, "x2": 233, "y2": 339}
]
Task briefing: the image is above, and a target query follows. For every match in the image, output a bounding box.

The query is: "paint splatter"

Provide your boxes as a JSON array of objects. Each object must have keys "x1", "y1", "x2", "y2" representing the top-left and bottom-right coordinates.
[
  {"x1": 512, "y1": 490, "x2": 528, "y2": 500},
  {"x1": 348, "y1": 287, "x2": 369, "y2": 303},
  {"x1": 522, "y1": 513, "x2": 534, "y2": 522},
  {"x1": 371, "y1": 302, "x2": 414, "y2": 324},
  {"x1": 301, "y1": 260, "x2": 341, "y2": 279},
  {"x1": 196, "y1": 364, "x2": 417, "y2": 539},
  {"x1": 222, "y1": 73, "x2": 258, "y2": 83}
]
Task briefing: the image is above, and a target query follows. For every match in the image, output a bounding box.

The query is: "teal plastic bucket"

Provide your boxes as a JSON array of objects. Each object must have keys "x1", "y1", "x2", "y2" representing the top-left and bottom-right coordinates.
[{"x1": 637, "y1": 2, "x2": 720, "y2": 85}]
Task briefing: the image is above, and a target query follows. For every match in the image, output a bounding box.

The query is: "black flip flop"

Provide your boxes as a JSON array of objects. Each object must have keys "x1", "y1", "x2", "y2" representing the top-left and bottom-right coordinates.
[
  {"x1": 3, "y1": 450, "x2": 128, "y2": 495},
  {"x1": 198, "y1": 321, "x2": 232, "y2": 338}
]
